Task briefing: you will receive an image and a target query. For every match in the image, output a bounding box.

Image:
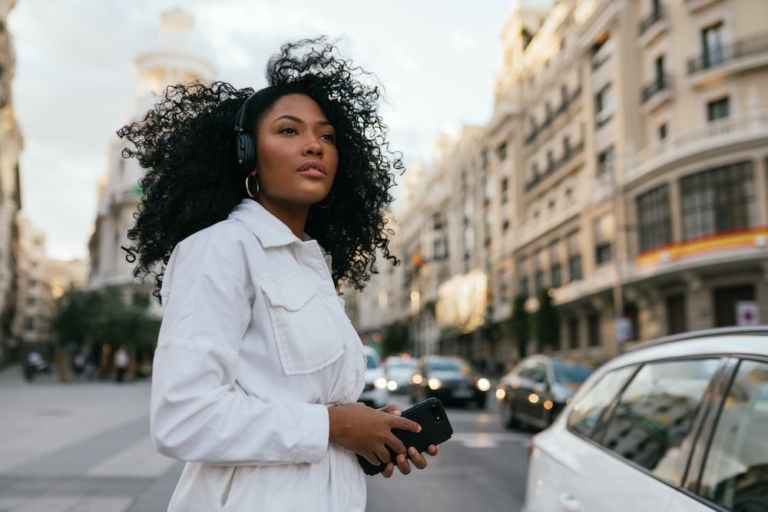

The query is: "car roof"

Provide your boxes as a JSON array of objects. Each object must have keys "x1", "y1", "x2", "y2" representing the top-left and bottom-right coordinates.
[{"x1": 602, "y1": 327, "x2": 768, "y2": 373}]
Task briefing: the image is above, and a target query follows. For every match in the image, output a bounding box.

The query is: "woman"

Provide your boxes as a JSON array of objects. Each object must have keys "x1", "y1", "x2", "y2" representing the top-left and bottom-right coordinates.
[{"x1": 119, "y1": 38, "x2": 437, "y2": 511}]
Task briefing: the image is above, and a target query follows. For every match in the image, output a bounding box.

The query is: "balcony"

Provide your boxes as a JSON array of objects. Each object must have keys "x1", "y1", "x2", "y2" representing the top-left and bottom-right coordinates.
[
  {"x1": 684, "y1": 0, "x2": 721, "y2": 14},
  {"x1": 640, "y1": 74, "x2": 673, "y2": 113},
  {"x1": 625, "y1": 110, "x2": 768, "y2": 187},
  {"x1": 524, "y1": 87, "x2": 583, "y2": 147},
  {"x1": 525, "y1": 141, "x2": 585, "y2": 193},
  {"x1": 638, "y1": 8, "x2": 668, "y2": 47},
  {"x1": 687, "y1": 33, "x2": 768, "y2": 87}
]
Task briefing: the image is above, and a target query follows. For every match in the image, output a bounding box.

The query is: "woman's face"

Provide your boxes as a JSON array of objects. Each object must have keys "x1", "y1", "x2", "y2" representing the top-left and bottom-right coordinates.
[{"x1": 254, "y1": 93, "x2": 338, "y2": 211}]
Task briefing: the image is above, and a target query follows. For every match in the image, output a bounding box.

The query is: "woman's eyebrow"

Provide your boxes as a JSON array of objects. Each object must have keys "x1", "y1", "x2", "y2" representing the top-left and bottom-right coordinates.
[{"x1": 272, "y1": 114, "x2": 333, "y2": 127}]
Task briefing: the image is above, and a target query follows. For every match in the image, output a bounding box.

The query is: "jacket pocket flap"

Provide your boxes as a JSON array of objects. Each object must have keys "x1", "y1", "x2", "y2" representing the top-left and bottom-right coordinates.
[{"x1": 260, "y1": 277, "x2": 318, "y2": 311}]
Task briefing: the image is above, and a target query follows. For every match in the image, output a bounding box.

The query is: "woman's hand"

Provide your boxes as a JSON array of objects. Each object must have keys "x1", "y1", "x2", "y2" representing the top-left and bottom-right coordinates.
[
  {"x1": 328, "y1": 403, "x2": 421, "y2": 467},
  {"x1": 377, "y1": 404, "x2": 440, "y2": 478}
]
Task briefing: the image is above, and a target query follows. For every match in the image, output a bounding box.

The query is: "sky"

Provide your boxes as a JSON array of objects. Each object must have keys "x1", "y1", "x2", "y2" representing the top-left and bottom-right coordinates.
[{"x1": 9, "y1": 0, "x2": 519, "y2": 260}]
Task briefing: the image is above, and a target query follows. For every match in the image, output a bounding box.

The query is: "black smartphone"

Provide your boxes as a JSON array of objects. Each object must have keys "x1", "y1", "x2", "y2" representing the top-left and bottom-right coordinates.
[{"x1": 356, "y1": 397, "x2": 453, "y2": 476}]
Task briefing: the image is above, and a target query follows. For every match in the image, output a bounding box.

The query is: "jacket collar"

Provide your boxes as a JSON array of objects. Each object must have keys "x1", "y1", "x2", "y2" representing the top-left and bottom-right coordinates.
[{"x1": 229, "y1": 199, "x2": 304, "y2": 249}]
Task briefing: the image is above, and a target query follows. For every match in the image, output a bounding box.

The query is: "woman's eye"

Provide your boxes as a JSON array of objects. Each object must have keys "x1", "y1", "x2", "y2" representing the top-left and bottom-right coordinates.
[
  {"x1": 279, "y1": 127, "x2": 297, "y2": 135},
  {"x1": 321, "y1": 133, "x2": 336, "y2": 143}
]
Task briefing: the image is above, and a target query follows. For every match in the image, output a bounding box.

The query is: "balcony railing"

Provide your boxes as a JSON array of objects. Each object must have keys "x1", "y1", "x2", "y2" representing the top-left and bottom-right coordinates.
[
  {"x1": 626, "y1": 110, "x2": 768, "y2": 185},
  {"x1": 524, "y1": 86, "x2": 582, "y2": 146},
  {"x1": 641, "y1": 74, "x2": 673, "y2": 104},
  {"x1": 687, "y1": 33, "x2": 768, "y2": 75},
  {"x1": 525, "y1": 141, "x2": 585, "y2": 192},
  {"x1": 639, "y1": 8, "x2": 664, "y2": 36}
]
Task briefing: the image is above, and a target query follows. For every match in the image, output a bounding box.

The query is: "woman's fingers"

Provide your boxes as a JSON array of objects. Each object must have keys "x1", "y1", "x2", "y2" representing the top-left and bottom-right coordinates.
[
  {"x1": 426, "y1": 444, "x2": 439, "y2": 457},
  {"x1": 395, "y1": 452, "x2": 412, "y2": 475},
  {"x1": 408, "y1": 447, "x2": 428, "y2": 469},
  {"x1": 381, "y1": 462, "x2": 395, "y2": 478},
  {"x1": 379, "y1": 404, "x2": 401, "y2": 416}
]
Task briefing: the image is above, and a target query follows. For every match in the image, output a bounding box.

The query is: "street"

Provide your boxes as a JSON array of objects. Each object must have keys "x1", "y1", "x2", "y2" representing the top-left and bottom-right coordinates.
[{"x1": 0, "y1": 367, "x2": 531, "y2": 512}]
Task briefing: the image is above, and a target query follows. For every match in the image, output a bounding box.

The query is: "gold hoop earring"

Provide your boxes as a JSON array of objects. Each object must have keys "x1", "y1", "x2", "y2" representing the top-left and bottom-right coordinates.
[
  {"x1": 245, "y1": 174, "x2": 259, "y2": 199},
  {"x1": 316, "y1": 191, "x2": 333, "y2": 209}
]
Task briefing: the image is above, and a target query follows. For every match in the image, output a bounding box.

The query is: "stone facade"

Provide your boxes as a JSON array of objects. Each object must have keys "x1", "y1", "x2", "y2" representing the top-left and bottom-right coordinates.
[{"x1": 346, "y1": 0, "x2": 768, "y2": 367}]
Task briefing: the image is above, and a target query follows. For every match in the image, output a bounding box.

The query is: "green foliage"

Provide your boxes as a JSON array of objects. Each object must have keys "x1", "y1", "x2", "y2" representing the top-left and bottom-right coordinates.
[
  {"x1": 536, "y1": 288, "x2": 560, "y2": 349},
  {"x1": 51, "y1": 287, "x2": 160, "y2": 350},
  {"x1": 383, "y1": 321, "x2": 410, "y2": 356},
  {"x1": 509, "y1": 294, "x2": 530, "y2": 360}
]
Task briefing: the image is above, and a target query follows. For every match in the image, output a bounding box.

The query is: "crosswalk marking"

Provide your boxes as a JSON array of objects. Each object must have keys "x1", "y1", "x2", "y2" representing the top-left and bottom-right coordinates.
[
  {"x1": 450, "y1": 432, "x2": 530, "y2": 448},
  {"x1": 85, "y1": 437, "x2": 176, "y2": 478}
]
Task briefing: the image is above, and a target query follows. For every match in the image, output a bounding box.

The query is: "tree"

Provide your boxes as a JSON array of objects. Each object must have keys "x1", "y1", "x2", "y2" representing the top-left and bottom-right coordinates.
[
  {"x1": 536, "y1": 288, "x2": 560, "y2": 350},
  {"x1": 509, "y1": 294, "x2": 530, "y2": 360},
  {"x1": 51, "y1": 287, "x2": 160, "y2": 351},
  {"x1": 383, "y1": 321, "x2": 410, "y2": 356}
]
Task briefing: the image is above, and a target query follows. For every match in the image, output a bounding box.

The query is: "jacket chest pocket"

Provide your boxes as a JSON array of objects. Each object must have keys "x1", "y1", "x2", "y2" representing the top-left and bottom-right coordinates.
[{"x1": 260, "y1": 275, "x2": 344, "y2": 376}]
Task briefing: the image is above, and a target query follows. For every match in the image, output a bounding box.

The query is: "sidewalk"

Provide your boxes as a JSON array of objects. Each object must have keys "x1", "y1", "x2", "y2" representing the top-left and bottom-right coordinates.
[{"x1": 0, "y1": 364, "x2": 182, "y2": 512}]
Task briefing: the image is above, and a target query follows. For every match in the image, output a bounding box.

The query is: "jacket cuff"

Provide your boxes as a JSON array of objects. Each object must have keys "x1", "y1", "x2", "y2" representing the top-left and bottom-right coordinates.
[{"x1": 295, "y1": 403, "x2": 330, "y2": 464}]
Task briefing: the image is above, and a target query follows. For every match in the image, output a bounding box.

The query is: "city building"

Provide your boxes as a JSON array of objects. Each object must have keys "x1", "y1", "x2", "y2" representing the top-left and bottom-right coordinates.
[
  {"x1": 88, "y1": 9, "x2": 214, "y2": 309},
  {"x1": 0, "y1": 0, "x2": 23, "y2": 366},
  {"x1": 12, "y1": 218, "x2": 53, "y2": 352},
  {"x1": 347, "y1": 0, "x2": 768, "y2": 365}
]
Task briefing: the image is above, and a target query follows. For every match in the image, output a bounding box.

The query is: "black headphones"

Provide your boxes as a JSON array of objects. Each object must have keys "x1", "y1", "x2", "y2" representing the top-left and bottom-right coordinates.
[{"x1": 234, "y1": 93, "x2": 258, "y2": 174}]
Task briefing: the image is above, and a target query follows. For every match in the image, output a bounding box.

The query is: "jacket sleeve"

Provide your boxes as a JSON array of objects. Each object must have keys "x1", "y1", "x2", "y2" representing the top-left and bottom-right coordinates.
[{"x1": 149, "y1": 226, "x2": 330, "y2": 466}]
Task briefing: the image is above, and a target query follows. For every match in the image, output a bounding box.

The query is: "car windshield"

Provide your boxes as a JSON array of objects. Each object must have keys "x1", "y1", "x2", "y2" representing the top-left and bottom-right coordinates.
[
  {"x1": 426, "y1": 360, "x2": 470, "y2": 374},
  {"x1": 553, "y1": 362, "x2": 594, "y2": 385},
  {"x1": 388, "y1": 361, "x2": 416, "y2": 369},
  {"x1": 365, "y1": 354, "x2": 379, "y2": 370}
]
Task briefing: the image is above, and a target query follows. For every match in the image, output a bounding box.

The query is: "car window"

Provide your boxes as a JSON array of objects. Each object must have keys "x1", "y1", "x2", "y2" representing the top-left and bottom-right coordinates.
[
  {"x1": 597, "y1": 359, "x2": 720, "y2": 486},
  {"x1": 425, "y1": 360, "x2": 468, "y2": 373},
  {"x1": 568, "y1": 365, "x2": 637, "y2": 438},
  {"x1": 553, "y1": 362, "x2": 594, "y2": 386},
  {"x1": 519, "y1": 361, "x2": 547, "y2": 383},
  {"x1": 698, "y1": 359, "x2": 768, "y2": 511},
  {"x1": 364, "y1": 351, "x2": 379, "y2": 369}
]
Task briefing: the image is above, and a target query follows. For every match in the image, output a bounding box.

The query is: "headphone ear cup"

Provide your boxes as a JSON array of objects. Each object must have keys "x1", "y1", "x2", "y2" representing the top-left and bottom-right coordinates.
[{"x1": 235, "y1": 132, "x2": 256, "y2": 173}]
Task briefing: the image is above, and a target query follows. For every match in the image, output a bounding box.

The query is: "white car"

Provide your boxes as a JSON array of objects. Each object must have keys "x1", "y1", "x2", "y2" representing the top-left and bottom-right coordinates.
[
  {"x1": 359, "y1": 345, "x2": 390, "y2": 408},
  {"x1": 523, "y1": 327, "x2": 768, "y2": 512},
  {"x1": 383, "y1": 355, "x2": 417, "y2": 394}
]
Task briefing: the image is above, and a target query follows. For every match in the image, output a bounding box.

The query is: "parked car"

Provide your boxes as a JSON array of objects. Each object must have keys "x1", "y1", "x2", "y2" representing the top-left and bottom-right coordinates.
[
  {"x1": 496, "y1": 355, "x2": 595, "y2": 430},
  {"x1": 358, "y1": 345, "x2": 390, "y2": 408},
  {"x1": 409, "y1": 355, "x2": 491, "y2": 408},
  {"x1": 383, "y1": 354, "x2": 417, "y2": 394},
  {"x1": 522, "y1": 327, "x2": 768, "y2": 512}
]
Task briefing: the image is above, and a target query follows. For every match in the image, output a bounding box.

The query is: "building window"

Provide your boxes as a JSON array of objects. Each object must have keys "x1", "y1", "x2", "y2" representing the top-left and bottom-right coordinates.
[
  {"x1": 587, "y1": 312, "x2": 601, "y2": 347},
  {"x1": 519, "y1": 278, "x2": 529, "y2": 297},
  {"x1": 481, "y1": 149, "x2": 489, "y2": 169},
  {"x1": 595, "y1": 84, "x2": 614, "y2": 126},
  {"x1": 702, "y1": 22, "x2": 726, "y2": 68},
  {"x1": 567, "y1": 317, "x2": 579, "y2": 349},
  {"x1": 28, "y1": 279, "x2": 36, "y2": 288},
  {"x1": 597, "y1": 146, "x2": 615, "y2": 176},
  {"x1": 567, "y1": 230, "x2": 582, "y2": 282},
  {"x1": 681, "y1": 161, "x2": 755, "y2": 240},
  {"x1": 594, "y1": 216, "x2": 614, "y2": 265},
  {"x1": 501, "y1": 178, "x2": 509, "y2": 204},
  {"x1": 24, "y1": 317, "x2": 35, "y2": 331},
  {"x1": 432, "y1": 212, "x2": 445, "y2": 230},
  {"x1": 551, "y1": 264, "x2": 562, "y2": 289},
  {"x1": 433, "y1": 238, "x2": 448, "y2": 260},
  {"x1": 707, "y1": 97, "x2": 730, "y2": 122},
  {"x1": 26, "y1": 297, "x2": 36, "y2": 307},
  {"x1": 637, "y1": 184, "x2": 672, "y2": 252},
  {"x1": 659, "y1": 123, "x2": 667, "y2": 140},
  {"x1": 483, "y1": 176, "x2": 494, "y2": 204},
  {"x1": 497, "y1": 142, "x2": 507, "y2": 162}
]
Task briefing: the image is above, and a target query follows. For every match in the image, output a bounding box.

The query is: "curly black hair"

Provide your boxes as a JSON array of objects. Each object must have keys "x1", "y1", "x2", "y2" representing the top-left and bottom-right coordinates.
[{"x1": 118, "y1": 37, "x2": 402, "y2": 300}]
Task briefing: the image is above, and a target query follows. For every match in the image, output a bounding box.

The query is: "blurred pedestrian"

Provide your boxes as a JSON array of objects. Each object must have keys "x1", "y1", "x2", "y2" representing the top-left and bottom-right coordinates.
[
  {"x1": 114, "y1": 346, "x2": 129, "y2": 383},
  {"x1": 118, "y1": 38, "x2": 438, "y2": 511},
  {"x1": 73, "y1": 352, "x2": 86, "y2": 379}
]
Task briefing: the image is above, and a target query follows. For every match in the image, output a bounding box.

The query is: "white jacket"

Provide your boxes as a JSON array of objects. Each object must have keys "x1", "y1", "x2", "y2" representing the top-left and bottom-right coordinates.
[{"x1": 150, "y1": 199, "x2": 367, "y2": 511}]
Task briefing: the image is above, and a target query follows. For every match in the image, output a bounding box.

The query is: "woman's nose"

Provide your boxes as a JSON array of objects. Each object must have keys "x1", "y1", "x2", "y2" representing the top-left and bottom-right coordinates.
[{"x1": 303, "y1": 138, "x2": 323, "y2": 157}]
